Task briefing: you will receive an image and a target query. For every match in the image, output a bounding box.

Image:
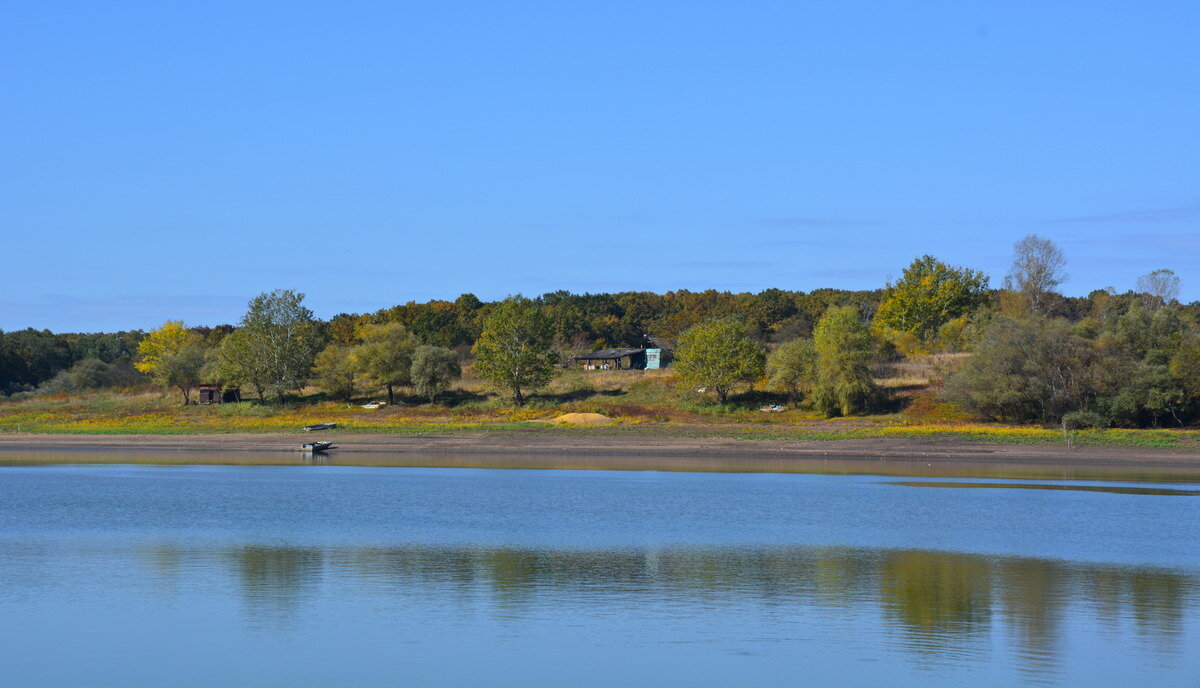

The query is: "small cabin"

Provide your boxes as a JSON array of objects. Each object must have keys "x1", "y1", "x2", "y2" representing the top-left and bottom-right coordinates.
[
  {"x1": 198, "y1": 384, "x2": 241, "y2": 404},
  {"x1": 574, "y1": 336, "x2": 675, "y2": 371},
  {"x1": 643, "y1": 336, "x2": 674, "y2": 369},
  {"x1": 574, "y1": 348, "x2": 647, "y2": 370}
]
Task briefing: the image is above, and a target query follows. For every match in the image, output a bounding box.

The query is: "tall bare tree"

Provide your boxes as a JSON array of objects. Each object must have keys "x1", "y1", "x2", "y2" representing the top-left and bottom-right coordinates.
[
  {"x1": 1136, "y1": 269, "x2": 1181, "y2": 310},
  {"x1": 1003, "y1": 234, "x2": 1067, "y2": 314}
]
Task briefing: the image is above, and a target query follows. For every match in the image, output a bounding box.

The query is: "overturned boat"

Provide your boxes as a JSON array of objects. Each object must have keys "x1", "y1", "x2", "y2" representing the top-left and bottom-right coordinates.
[
  {"x1": 304, "y1": 422, "x2": 337, "y2": 431},
  {"x1": 301, "y1": 441, "x2": 334, "y2": 452}
]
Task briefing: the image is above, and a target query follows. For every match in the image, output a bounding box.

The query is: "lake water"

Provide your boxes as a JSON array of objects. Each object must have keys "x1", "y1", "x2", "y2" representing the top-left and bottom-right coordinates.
[{"x1": 1, "y1": 454, "x2": 1198, "y2": 687}]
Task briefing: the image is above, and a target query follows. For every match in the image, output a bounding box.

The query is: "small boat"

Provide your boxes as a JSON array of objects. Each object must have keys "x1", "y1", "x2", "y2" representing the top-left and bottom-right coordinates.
[
  {"x1": 304, "y1": 422, "x2": 337, "y2": 431},
  {"x1": 301, "y1": 441, "x2": 334, "y2": 452},
  {"x1": 361, "y1": 402, "x2": 386, "y2": 409},
  {"x1": 759, "y1": 404, "x2": 786, "y2": 413}
]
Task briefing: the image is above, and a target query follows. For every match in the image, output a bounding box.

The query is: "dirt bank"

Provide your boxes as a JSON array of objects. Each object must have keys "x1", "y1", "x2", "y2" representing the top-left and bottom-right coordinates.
[{"x1": 1, "y1": 432, "x2": 1199, "y2": 471}]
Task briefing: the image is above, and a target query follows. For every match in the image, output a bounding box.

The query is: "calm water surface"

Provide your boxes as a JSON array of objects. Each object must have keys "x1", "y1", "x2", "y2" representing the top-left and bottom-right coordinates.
[{"x1": 1, "y1": 455, "x2": 1198, "y2": 687}]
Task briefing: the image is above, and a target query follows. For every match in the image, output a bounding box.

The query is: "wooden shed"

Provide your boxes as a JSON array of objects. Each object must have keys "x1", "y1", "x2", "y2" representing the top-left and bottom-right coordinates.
[{"x1": 198, "y1": 384, "x2": 241, "y2": 404}]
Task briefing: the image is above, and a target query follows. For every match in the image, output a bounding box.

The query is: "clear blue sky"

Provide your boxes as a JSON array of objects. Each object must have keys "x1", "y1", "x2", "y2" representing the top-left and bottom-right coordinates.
[{"x1": 2, "y1": 2, "x2": 1198, "y2": 332}]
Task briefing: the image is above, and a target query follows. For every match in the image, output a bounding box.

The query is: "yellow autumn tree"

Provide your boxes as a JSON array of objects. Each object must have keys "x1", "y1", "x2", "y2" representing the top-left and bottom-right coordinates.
[
  {"x1": 136, "y1": 321, "x2": 208, "y2": 404},
  {"x1": 135, "y1": 321, "x2": 192, "y2": 375}
]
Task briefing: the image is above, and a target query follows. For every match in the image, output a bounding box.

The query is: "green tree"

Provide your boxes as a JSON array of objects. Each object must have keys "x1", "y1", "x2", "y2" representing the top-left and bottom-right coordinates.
[
  {"x1": 157, "y1": 342, "x2": 208, "y2": 405},
  {"x1": 874, "y1": 255, "x2": 989, "y2": 351},
  {"x1": 1091, "y1": 303, "x2": 1195, "y2": 426},
  {"x1": 352, "y1": 322, "x2": 418, "y2": 404},
  {"x1": 472, "y1": 296, "x2": 556, "y2": 405},
  {"x1": 207, "y1": 328, "x2": 271, "y2": 401},
  {"x1": 766, "y1": 338, "x2": 817, "y2": 402},
  {"x1": 236, "y1": 290, "x2": 321, "y2": 402},
  {"x1": 312, "y1": 344, "x2": 364, "y2": 402},
  {"x1": 812, "y1": 306, "x2": 877, "y2": 417},
  {"x1": 411, "y1": 345, "x2": 462, "y2": 403},
  {"x1": 674, "y1": 318, "x2": 765, "y2": 404},
  {"x1": 410, "y1": 304, "x2": 466, "y2": 348},
  {"x1": 453, "y1": 293, "x2": 485, "y2": 342}
]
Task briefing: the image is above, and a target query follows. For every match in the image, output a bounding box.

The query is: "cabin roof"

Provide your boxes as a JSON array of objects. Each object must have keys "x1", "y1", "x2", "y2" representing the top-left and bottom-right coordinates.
[
  {"x1": 645, "y1": 336, "x2": 675, "y2": 350},
  {"x1": 574, "y1": 348, "x2": 645, "y2": 360}
]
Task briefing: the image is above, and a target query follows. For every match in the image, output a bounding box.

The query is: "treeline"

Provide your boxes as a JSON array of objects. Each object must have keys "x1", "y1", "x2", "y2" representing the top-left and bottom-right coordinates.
[
  {"x1": 334, "y1": 287, "x2": 885, "y2": 351},
  {"x1": 3, "y1": 233, "x2": 1200, "y2": 428},
  {"x1": 0, "y1": 287, "x2": 883, "y2": 397},
  {"x1": 0, "y1": 329, "x2": 146, "y2": 395}
]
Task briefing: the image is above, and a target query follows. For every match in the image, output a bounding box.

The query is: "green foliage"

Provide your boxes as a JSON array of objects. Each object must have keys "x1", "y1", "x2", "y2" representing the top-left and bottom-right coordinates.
[
  {"x1": 0, "y1": 329, "x2": 72, "y2": 395},
  {"x1": 411, "y1": 345, "x2": 462, "y2": 402},
  {"x1": 944, "y1": 315, "x2": 1095, "y2": 423},
  {"x1": 1060, "y1": 410, "x2": 1107, "y2": 448},
  {"x1": 946, "y1": 299, "x2": 1200, "y2": 428},
  {"x1": 368, "y1": 287, "x2": 882, "y2": 351},
  {"x1": 66, "y1": 331, "x2": 144, "y2": 365},
  {"x1": 313, "y1": 345, "x2": 364, "y2": 402},
  {"x1": 874, "y1": 255, "x2": 989, "y2": 352},
  {"x1": 473, "y1": 296, "x2": 557, "y2": 405},
  {"x1": 766, "y1": 338, "x2": 816, "y2": 402},
  {"x1": 156, "y1": 341, "x2": 208, "y2": 405},
  {"x1": 812, "y1": 306, "x2": 877, "y2": 417},
  {"x1": 352, "y1": 322, "x2": 419, "y2": 404},
  {"x1": 207, "y1": 328, "x2": 271, "y2": 401},
  {"x1": 237, "y1": 289, "x2": 322, "y2": 402},
  {"x1": 410, "y1": 305, "x2": 468, "y2": 348},
  {"x1": 38, "y1": 358, "x2": 145, "y2": 394},
  {"x1": 1090, "y1": 304, "x2": 1197, "y2": 426},
  {"x1": 1061, "y1": 410, "x2": 1106, "y2": 430},
  {"x1": 1169, "y1": 334, "x2": 1200, "y2": 400},
  {"x1": 675, "y1": 318, "x2": 765, "y2": 404}
]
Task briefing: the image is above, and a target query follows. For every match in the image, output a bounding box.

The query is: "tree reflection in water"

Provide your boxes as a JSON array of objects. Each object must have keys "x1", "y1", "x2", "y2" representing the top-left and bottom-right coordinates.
[{"x1": 145, "y1": 542, "x2": 1198, "y2": 676}]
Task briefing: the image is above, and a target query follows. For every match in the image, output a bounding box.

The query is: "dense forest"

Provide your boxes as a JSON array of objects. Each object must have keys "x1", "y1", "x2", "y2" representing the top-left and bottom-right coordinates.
[{"x1": 3, "y1": 235, "x2": 1199, "y2": 428}]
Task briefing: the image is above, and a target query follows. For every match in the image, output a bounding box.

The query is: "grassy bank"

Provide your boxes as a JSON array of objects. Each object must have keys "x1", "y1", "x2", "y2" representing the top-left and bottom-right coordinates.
[{"x1": 2, "y1": 375, "x2": 1199, "y2": 450}]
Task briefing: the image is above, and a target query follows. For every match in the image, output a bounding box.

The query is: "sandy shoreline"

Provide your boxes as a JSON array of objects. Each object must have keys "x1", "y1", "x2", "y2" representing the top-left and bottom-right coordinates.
[{"x1": 1, "y1": 431, "x2": 1199, "y2": 471}]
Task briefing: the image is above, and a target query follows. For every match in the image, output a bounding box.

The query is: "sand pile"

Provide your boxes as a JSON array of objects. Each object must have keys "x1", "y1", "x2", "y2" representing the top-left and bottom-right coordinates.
[{"x1": 553, "y1": 412, "x2": 616, "y2": 426}]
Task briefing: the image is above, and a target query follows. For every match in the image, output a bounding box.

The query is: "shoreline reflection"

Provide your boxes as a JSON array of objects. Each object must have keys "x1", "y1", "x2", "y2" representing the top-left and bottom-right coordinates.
[{"x1": 133, "y1": 541, "x2": 1200, "y2": 678}]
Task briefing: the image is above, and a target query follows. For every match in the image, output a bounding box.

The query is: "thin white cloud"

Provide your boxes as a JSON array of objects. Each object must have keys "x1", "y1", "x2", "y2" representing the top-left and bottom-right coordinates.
[
  {"x1": 674, "y1": 260, "x2": 778, "y2": 270},
  {"x1": 1051, "y1": 202, "x2": 1200, "y2": 224},
  {"x1": 759, "y1": 217, "x2": 879, "y2": 227}
]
